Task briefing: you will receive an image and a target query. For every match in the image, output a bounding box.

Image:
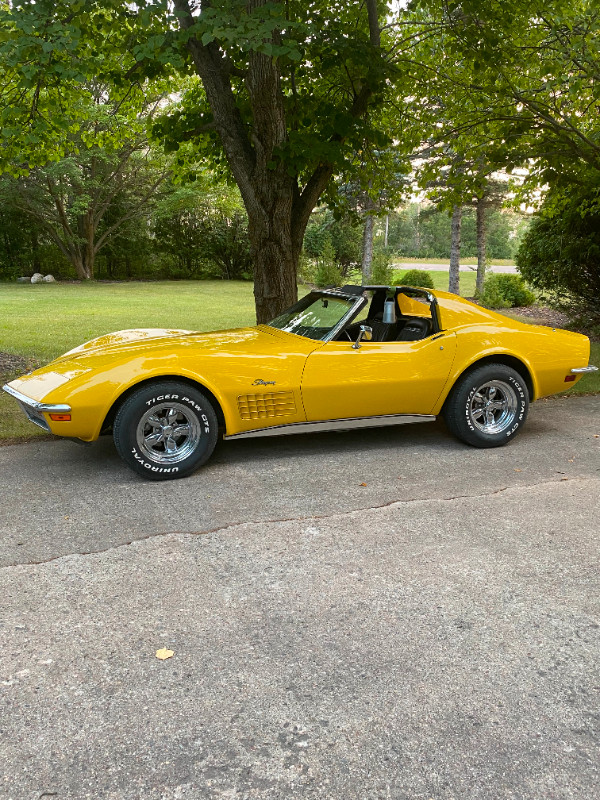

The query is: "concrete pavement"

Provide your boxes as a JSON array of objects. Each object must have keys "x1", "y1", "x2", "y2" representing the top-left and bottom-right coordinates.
[{"x1": 1, "y1": 395, "x2": 599, "y2": 799}]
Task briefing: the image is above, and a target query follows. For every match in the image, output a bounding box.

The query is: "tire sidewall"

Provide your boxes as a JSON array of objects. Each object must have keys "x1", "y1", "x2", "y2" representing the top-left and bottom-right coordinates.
[
  {"x1": 114, "y1": 383, "x2": 219, "y2": 480},
  {"x1": 446, "y1": 365, "x2": 529, "y2": 447},
  {"x1": 463, "y1": 371, "x2": 528, "y2": 444}
]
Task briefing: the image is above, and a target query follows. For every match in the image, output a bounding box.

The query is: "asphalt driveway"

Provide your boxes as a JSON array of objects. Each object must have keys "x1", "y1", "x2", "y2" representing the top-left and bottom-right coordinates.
[{"x1": 1, "y1": 395, "x2": 599, "y2": 799}]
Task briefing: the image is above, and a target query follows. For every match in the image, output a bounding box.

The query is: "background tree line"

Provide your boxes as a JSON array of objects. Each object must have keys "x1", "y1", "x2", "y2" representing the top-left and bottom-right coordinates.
[
  {"x1": 0, "y1": 165, "x2": 253, "y2": 282},
  {"x1": 0, "y1": 176, "x2": 526, "y2": 282}
]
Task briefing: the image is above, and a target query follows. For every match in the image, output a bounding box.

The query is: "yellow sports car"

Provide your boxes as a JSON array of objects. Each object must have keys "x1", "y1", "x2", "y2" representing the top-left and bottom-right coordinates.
[{"x1": 3, "y1": 284, "x2": 597, "y2": 480}]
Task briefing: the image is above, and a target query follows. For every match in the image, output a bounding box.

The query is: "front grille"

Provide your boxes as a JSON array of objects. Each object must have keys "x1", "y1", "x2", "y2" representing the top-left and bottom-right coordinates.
[{"x1": 237, "y1": 392, "x2": 296, "y2": 420}]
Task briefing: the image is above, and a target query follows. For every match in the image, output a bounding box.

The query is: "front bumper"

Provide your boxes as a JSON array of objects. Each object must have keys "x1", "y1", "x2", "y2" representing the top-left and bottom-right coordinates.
[{"x1": 2, "y1": 384, "x2": 71, "y2": 432}]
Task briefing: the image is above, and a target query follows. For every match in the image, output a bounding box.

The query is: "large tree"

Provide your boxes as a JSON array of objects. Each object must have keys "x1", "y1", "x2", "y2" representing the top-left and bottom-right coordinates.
[{"x1": 1, "y1": 0, "x2": 405, "y2": 321}]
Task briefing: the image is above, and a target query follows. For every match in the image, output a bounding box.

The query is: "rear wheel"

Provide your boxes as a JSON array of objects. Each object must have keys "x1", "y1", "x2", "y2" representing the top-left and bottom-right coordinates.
[
  {"x1": 113, "y1": 381, "x2": 219, "y2": 480},
  {"x1": 443, "y1": 363, "x2": 529, "y2": 448}
]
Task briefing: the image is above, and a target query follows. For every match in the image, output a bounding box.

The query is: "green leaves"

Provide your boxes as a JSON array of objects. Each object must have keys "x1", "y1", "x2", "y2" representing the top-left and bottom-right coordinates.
[
  {"x1": 405, "y1": 0, "x2": 600, "y2": 212},
  {"x1": 178, "y1": 1, "x2": 305, "y2": 62}
]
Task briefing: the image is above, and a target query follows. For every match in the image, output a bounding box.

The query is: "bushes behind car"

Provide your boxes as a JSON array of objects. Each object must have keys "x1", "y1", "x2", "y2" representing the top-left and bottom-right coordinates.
[
  {"x1": 371, "y1": 253, "x2": 393, "y2": 285},
  {"x1": 478, "y1": 274, "x2": 535, "y2": 309},
  {"x1": 313, "y1": 236, "x2": 343, "y2": 287},
  {"x1": 516, "y1": 182, "x2": 600, "y2": 324},
  {"x1": 398, "y1": 268, "x2": 435, "y2": 289}
]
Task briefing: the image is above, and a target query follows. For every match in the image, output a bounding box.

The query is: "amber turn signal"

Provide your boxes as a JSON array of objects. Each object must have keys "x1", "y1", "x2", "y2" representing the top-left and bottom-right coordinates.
[{"x1": 49, "y1": 413, "x2": 71, "y2": 421}]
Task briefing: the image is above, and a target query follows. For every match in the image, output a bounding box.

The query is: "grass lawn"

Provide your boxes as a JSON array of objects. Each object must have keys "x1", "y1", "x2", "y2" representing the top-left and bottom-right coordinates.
[
  {"x1": 0, "y1": 280, "x2": 259, "y2": 362},
  {"x1": 0, "y1": 281, "x2": 258, "y2": 442},
  {"x1": 0, "y1": 279, "x2": 597, "y2": 443}
]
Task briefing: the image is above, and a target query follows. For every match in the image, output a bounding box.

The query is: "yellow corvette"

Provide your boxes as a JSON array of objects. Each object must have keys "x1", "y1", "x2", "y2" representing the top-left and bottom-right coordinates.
[{"x1": 3, "y1": 284, "x2": 597, "y2": 480}]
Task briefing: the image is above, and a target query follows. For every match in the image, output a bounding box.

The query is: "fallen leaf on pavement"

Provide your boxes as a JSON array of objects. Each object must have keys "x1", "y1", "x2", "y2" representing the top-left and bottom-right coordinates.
[{"x1": 155, "y1": 648, "x2": 174, "y2": 660}]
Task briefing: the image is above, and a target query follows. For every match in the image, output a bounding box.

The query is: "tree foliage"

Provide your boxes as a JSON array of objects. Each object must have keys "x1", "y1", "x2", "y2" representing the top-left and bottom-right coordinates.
[
  {"x1": 0, "y1": 0, "x2": 414, "y2": 320},
  {"x1": 517, "y1": 180, "x2": 600, "y2": 323},
  {"x1": 409, "y1": 0, "x2": 600, "y2": 192},
  {"x1": 383, "y1": 204, "x2": 522, "y2": 260}
]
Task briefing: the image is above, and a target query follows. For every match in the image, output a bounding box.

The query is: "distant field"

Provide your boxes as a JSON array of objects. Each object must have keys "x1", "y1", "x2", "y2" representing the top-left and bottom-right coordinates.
[{"x1": 0, "y1": 279, "x2": 597, "y2": 442}]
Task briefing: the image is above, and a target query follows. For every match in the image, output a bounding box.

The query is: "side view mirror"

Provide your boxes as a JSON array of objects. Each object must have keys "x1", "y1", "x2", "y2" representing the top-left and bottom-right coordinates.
[{"x1": 352, "y1": 325, "x2": 373, "y2": 349}]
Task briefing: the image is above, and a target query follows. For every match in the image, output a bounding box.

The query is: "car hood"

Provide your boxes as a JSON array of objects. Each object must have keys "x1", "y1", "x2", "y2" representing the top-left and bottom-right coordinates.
[
  {"x1": 5, "y1": 325, "x2": 306, "y2": 403},
  {"x1": 53, "y1": 326, "x2": 283, "y2": 363}
]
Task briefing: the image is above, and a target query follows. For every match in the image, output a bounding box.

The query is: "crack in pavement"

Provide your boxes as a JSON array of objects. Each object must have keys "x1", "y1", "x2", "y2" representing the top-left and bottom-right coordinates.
[{"x1": 3, "y1": 476, "x2": 596, "y2": 571}]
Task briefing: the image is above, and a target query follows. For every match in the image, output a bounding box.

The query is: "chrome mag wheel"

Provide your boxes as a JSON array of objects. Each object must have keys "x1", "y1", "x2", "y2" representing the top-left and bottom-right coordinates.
[
  {"x1": 136, "y1": 402, "x2": 202, "y2": 464},
  {"x1": 468, "y1": 380, "x2": 518, "y2": 435},
  {"x1": 114, "y1": 381, "x2": 219, "y2": 480}
]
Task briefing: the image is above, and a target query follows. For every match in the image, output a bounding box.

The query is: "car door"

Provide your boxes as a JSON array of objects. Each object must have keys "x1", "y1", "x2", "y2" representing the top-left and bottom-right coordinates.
[{"x1": 300, "y1": 331, "x2": 457, "y2": 421}]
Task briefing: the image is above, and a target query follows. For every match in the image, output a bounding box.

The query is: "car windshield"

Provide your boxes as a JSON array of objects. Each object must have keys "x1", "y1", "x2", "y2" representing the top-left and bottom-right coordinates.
[{"x1": 267, "y1": 293, "x2": 357, "y2": 340}]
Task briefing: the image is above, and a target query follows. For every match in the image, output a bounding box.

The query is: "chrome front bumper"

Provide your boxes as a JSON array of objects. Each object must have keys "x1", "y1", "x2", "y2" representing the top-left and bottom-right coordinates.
[{"x1": 2, "y1": 384, "x2": 71, "y2": 432}]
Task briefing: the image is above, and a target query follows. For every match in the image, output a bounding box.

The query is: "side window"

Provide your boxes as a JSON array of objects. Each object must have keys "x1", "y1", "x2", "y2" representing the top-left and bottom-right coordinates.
[
  {"x1": 350, "y1": 304, "x2": 370, "y2": 326},
  {"x1": 335, "y1": 301, "x2": 370, "y2": 341}
]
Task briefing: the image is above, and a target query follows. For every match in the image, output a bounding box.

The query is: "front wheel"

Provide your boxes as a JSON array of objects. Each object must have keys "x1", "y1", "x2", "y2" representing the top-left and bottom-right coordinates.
[
  {"x1": 443, "y1": 364, "x2": 529, "y2": 448},
  {"x1": 113, "y1": 381, "x2": 219, "y2": 480}
]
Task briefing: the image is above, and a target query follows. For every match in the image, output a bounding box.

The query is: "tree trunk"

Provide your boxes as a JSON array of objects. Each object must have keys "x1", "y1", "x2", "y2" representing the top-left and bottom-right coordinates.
[
  {"x1": 244, "y1": 36, "x2": 302, "y2": 323},
  {"x1": 71, "y1": 254, "x2": 93, "y2": 280},
  {"x1": 449, "y1": 205, "x2": 462, "y2": 295},
  {"x1": 362, "y1": 195, "x2": 376, "y2": 283},
  {"x1": 362, "y1": 214, "x2": 374, "y2": 283},
  {"x1": 248, "y1": 176, "x2": 299, "y2": 323},
  {"x1": 31, "y1": 230, "x2": 41, "y2": 272},
  {"x1": 74, "y1": 211, "x2": 95, "y2": 279},
  {"x1": 415, "y1": 204, "x2": 421, "y2": 256},
  {"x1": 476, "y1": 197, "x2": 487, "y2": 295}
]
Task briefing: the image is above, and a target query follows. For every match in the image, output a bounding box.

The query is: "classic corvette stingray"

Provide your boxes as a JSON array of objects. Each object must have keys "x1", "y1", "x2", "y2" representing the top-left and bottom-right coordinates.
[{"x1": 3, "y1": 284, "x2": 597, "y2": 480}]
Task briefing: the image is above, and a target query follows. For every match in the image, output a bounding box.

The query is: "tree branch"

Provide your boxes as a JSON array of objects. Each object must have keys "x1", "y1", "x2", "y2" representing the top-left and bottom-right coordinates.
[{"x1": 173, "y1": 0, "x2": 256, "y2": 209}]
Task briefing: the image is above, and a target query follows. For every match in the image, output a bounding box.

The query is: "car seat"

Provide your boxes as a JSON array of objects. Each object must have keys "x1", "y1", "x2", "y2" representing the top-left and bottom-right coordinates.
[{"x1": 396, "y1": 318, "x2": 431, "y2": 341}]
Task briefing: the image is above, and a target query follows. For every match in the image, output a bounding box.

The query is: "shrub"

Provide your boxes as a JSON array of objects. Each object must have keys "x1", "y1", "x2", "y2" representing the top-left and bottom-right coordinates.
[
  {"x1": 477, "y1": 276, "x2": 510, "y2": 309},
  {"x1": 371, "y1": 252, "x2": 393, "y2": 285},
  {"x1": 297, "y1": 252, "x2": 315, "y2": 285},
  {"x1": 313, "y1": 236, "x2": 342, "y2": 287},
  {"x1": 303, "y1": 221, "x2": 328, "y2": 260},
  {"x1": 516, "y1": 184, "x2": 600, "y2": 323},
  {"x1": 478, "y1": 273, "x2": 535, "y2": 308},
  {"x1": 399, "y1": 268, "x2": 435, "y2": 289},
  {"x1": 303, "y1": 213, "x2": 361, "y2": 275}
]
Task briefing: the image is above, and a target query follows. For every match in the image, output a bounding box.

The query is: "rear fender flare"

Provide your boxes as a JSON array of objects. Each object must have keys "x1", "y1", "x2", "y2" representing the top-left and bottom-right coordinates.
[{"x1": 433, "y1": 351, "x2": 537, "y2": 415}]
